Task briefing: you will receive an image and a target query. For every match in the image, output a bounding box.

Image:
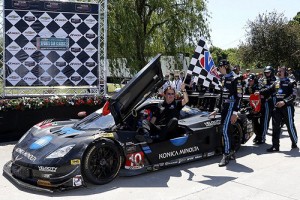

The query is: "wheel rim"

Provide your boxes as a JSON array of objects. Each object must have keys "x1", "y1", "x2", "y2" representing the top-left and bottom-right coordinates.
[{"x1": 89, "y1": 146, "x2": 119, "y2": 180}]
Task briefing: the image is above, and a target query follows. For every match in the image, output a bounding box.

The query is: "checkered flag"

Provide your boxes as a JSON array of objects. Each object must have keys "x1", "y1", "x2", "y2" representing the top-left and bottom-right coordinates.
[{"x1": 185, "y1": 37, "x2": 221, "y2": 90}]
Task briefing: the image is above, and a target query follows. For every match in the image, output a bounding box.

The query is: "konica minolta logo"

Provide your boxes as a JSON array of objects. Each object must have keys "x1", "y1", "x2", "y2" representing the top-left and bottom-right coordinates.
[
  {"x1": 24, "y1": 16, "x2": 36, "y2": 22},
  {"x1": 71, "y1": 47, "x2": 81, "y2": 53},
  {"x1": 71, "y1": 18, "x2": 81, "y2": 24}
]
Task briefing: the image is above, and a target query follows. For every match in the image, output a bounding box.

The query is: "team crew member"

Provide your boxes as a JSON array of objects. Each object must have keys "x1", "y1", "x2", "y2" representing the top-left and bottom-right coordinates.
[
  {"x1": 254, "y1": 66, "x2": 276, "y2": 144},
  {"x1": 210, "y1": 59, "x2": 243, "y2": 167},
  {"x1": 244, "y1": 74, "x2": 261, "y2": 141},
  {"x1": 267, "y1": 66, "x2": 298, "y2": 152}
]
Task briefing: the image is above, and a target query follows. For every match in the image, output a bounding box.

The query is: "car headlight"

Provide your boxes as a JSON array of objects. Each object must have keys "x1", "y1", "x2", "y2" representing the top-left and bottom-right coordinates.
[{"x1": 46, "y1": 144, "x2": 75, "y2": 159}]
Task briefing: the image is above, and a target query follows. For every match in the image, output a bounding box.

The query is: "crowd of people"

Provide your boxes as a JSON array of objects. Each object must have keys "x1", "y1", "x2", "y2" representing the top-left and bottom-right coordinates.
[{"x1": 143, "y1": 61, "x2": 299, "y2": 168}]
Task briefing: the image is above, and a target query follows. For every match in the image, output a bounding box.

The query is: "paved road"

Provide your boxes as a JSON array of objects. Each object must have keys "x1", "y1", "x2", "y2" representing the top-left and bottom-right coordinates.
[{"x1": 1, "y1": 108, "x2": 300, "y2": 200}]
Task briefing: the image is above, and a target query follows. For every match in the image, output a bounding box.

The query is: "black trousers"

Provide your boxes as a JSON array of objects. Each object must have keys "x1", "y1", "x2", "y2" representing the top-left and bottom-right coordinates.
[
  {"x1": 259, "y1": 99, "x2": 274, "y2": 142},
  {"x1": 272, "y1": 105, "x2": 298, "y2": 148}
]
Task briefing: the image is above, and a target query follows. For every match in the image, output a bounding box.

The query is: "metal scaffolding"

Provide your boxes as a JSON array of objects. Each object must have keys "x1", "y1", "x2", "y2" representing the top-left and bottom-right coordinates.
[{"x1": 0, "y1": 0, "x2": 107, "y2": 98}]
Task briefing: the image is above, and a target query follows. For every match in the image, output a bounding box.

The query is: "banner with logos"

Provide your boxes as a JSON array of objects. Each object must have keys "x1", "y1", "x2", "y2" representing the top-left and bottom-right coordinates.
[{"x1": 4, "y1": 0, "x2": 99, "y2": 86}]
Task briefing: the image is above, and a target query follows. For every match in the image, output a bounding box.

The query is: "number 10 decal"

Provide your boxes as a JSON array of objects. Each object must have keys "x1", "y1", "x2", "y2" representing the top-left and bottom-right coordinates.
[{"x1": 125, "y1": 152, "x2": 145, "y2": 169}]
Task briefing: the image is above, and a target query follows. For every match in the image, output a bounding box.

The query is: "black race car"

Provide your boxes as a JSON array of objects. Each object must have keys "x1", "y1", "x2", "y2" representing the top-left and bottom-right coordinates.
[{"x1": 3, "y1": 54, "x2": 254, "y2": 192}]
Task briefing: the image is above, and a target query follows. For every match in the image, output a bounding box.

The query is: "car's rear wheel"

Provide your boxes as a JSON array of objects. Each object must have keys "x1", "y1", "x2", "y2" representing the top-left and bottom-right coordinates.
[
  {"x1": 231, "y1": 123, "x2": 243, "y2": 152},
  {"x1": 83, "y1": 140, "x2": 121, "y2": 185}
]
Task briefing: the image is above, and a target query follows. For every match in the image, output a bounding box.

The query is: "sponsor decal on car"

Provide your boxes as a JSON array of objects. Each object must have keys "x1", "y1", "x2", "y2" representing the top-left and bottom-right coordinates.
[
  {"x1": 15, "y1": 148, "x2": 37, "y2": 162},
  {"x1": 38, "y1": 166, "x2": 57, "y2": 172},
  {"x1": 158, "y1": 146, "x2": 200, "y2": 160},
  {"x1": 29, "y1": 136, "x2": 53, "y2": 150},
  {"x1": 71, "y1": 159, "x2": 81, "y2": 165},
  {"x1": 204, "y1": 120, "x2": 221, "y2": 126},
  {"x1": 125, "y1": 152, "x2": 145, "y2": 169},
  {"x1": 165, "y1": 160, "x2": 178, "y2": 166},
  {"x1": 73, "y1": 175, "x2": 83, "y2": 186}
]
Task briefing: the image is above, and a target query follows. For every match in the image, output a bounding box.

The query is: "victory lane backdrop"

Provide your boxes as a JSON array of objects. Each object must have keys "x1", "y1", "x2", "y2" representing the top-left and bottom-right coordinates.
[{"x1": 4, "y1": 0, "x2": 99, "y2": 87}]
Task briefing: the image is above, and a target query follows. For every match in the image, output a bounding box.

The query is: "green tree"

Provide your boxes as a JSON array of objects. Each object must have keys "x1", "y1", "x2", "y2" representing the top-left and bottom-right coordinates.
[
  {"x1": 107, "y1": 0, "x2": 210, "y2": 74},
  {"x1": 243, "y1": 11, "x2": 300, "y2": 69}
]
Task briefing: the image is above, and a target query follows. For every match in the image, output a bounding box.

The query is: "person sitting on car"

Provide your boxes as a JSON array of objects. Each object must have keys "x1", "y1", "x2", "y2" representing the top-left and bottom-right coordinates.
[{"x1": 135, "y1": 84, "x2": 189, "y2": 143}]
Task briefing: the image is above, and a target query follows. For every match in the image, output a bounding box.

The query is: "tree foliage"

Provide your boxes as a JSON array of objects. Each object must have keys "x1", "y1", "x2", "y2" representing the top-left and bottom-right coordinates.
[
  {"x1": 240, "y1": 11, "x2": 300, "y2": 69},
  {"x1": 107, "y1": 0, "x2": 210, "y2": 74}
]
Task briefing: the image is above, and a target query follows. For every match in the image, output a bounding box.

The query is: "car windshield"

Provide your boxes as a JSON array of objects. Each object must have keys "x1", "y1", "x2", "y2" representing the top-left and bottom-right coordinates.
[{"x1": 73, "y1": 108, "x2": 115, "y2": 130}]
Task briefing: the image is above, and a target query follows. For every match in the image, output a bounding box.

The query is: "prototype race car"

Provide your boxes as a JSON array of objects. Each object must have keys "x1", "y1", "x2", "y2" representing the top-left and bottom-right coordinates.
[{"x1": 3, "y1": 54, "x2": 253, "y2": 192}]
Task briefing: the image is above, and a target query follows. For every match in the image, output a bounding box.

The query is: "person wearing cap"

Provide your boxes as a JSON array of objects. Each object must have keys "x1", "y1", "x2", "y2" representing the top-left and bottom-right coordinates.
[
  {"x1": 209, "y1": 59, "x2": 243, "y2": 167},
  {"x1": 267, "y1": 66, "x2": 298, "y2": 152},
  {"x1": 254, "y1": 66, "x2": 277, "y2": 144},
  {"x1": 242, "y1": 69, "x2": 251, "y2": 80},
  {"x1": 244, "y1": 73, "x2": 262, "y2": 141}
]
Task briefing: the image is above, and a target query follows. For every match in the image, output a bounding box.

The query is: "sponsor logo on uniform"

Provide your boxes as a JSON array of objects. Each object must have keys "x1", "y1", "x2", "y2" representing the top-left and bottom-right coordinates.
[
  {"x1": 15, "y1": 148, "x2": 37, "y2": 162},
  {"x1": 158, "y1": 146, "x2": 200, "y2": 159},
  {"x1": 204, "y1": 120, "x2": 221, "y2": 126},
  {"x1": 38, "y1": 166, "x2": 57, "y2": 172}
]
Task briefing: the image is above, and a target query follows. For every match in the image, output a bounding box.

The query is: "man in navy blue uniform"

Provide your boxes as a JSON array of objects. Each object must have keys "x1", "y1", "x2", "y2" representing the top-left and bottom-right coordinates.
[
  {"x1": 210, "y1": 59, "x2": 243, "y2": 167},
  {"x1": 267, "y1": 66, "x2": 298, "y2": 152},
  {"x1": 254, "y1": 66, "x2": 277, "y2": 144}
]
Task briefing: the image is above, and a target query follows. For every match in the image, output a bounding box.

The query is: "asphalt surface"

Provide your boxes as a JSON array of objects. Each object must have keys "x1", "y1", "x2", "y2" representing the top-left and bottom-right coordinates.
[{"x1": 1, "y1": 107, "x2": 300, "y2": 200}]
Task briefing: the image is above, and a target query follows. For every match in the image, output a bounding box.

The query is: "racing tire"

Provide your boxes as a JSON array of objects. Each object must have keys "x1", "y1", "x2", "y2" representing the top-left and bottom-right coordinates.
[
  {"x1": 83, "y1": 140, "x2": 122, "y2": 185},
  {"x1": 231, "y1": 123, "x2": 243, "y2": 152}
]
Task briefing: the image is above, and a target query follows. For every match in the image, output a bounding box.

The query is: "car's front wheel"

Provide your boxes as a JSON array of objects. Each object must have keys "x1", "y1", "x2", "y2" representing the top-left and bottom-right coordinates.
[{"x1": 82, "y1": 140, "x2": 122, "y2": 185}]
